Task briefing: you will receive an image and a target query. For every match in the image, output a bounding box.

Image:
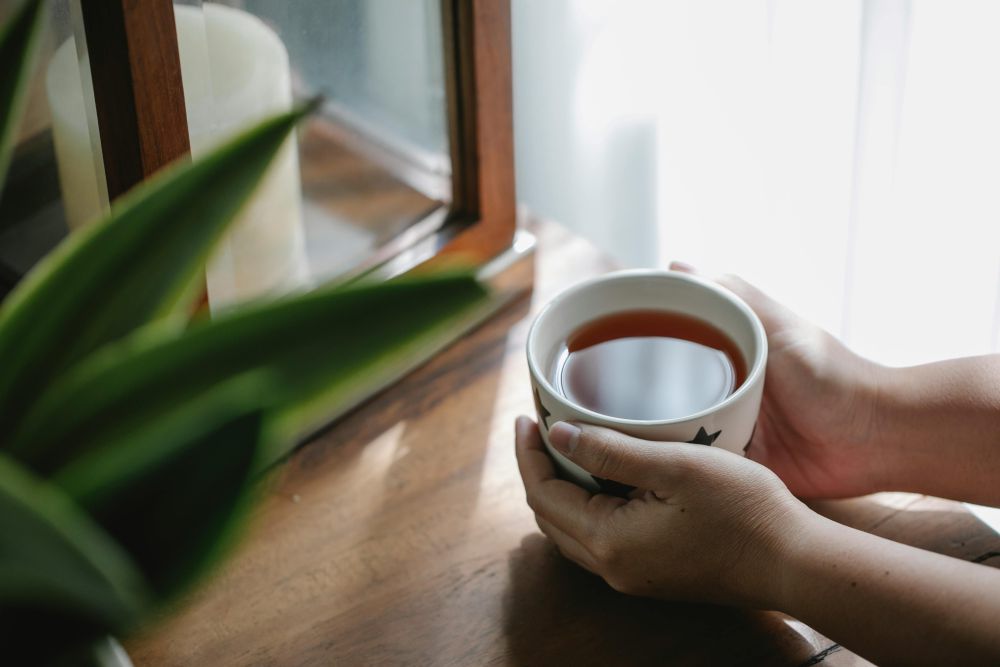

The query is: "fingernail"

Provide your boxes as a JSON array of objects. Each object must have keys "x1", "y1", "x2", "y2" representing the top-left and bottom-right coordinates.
[
  {"x1": 549, "y1": 422, "x2": 581, "y2": 455},
  {"x1": 515, "y1": 415, "x2": 533, "y2": 440},
  {"x1": 669, "y1": 260, "x2": 697, "y2": 274}
]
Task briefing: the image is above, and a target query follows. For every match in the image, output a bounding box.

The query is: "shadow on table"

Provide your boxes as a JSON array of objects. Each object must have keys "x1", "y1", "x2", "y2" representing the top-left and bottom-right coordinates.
[
  {"x1": 124, "y1": 284, "x2": 542, "y2": 666},
  {"x1": 501, "y1": 493, "x2": 1000, "y2": 667},
  {"x1": 501, "y1": 534, "x2": 828, "y2": 667}
]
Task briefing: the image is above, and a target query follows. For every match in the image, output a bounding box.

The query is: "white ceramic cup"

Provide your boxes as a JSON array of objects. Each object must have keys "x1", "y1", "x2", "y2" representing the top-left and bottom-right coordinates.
[{"x1": 526, "y1": 270, "x2": 768, "y2": 493}]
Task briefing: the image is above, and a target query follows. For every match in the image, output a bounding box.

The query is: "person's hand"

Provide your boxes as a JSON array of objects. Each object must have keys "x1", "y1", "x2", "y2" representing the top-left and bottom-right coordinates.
[
  {"x1": 670, "y1": 263, "x2": 887, "y2": 498},
  {"x1": 514, "y1": 416, "x2": 808, "y2": 606}
]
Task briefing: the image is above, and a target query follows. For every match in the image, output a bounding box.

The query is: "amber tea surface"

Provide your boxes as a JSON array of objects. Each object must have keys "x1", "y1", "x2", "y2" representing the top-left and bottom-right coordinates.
[{"x1": 552, "y1": 309, "x2": 747, "y2": 421}]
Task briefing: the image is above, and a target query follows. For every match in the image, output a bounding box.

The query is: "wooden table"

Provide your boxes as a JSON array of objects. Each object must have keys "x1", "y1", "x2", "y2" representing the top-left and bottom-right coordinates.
[{"x1": 128, "y1": 222, "x2": 1000, "y2": 666}]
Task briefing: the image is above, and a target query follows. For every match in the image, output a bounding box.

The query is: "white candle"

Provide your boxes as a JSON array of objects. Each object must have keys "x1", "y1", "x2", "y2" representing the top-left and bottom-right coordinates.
[{"x1": 46, "y1": 4, "x2": 310, "y2": 308}]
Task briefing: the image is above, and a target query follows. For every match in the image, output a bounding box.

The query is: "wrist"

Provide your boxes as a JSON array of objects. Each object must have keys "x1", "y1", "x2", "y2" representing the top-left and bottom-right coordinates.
[
  {"x1": 738, "y1": 498, "x2": 821, "y2": 610},
  {"x1": 860, "y1": 356, "x2": 1000, "y2": 503},
  {"x1": 865, "y1": 362, "x2": 935, "y2": 493},
  {"x1": 767, "y1": 503, "x2": 836, "y2": 615},
  {"x1": 857, "y1": 359, "x2": 905, "y2": 492}
]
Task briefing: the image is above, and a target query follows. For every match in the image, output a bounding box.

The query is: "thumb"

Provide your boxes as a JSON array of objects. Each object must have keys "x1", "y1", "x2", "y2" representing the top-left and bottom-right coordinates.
[
  {"x1": 669, "y1": 261, "x2": 798, "y2": 336},
  {"x1": 715, "y1": 274, "x2": 801, "y2": 336},
  {"x1": 548, "y1": 422, "x2": 703, "y2": 490}
]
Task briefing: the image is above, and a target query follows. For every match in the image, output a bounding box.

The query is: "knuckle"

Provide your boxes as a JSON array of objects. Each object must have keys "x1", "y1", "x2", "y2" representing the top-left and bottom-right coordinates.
[
  {"x1": 590, "y1": 532, "x2": 620, "y2": 569},
  {"x1": 587, "y1": 436, "x2": 623, "y2": 479},
  {"x1": 583, "y1": 522, "x2": 603, "y2": 549},
  {"x1": 674, "y1": 446, "x2": 720, "y2": 480},
  {"x1": 605, "y1": 573, "x2": 634, "y2": 595},
  {"x1": 525, "y1": 490, "x2": 542, "y2": 515},
  {"x1": 580, "y1": 427, "x2": 653, "y2": 482},
  {"x1": 718, "y1": 273, "x2": 748, "y2": 295}
]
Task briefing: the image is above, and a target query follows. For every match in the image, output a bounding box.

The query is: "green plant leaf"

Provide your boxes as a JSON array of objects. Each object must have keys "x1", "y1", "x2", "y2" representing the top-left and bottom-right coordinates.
[
  {"x1": 51, "y1": 372, "x2": 275, "y2": 599},
  {"x1": 0, "y1": 0, "x2": 45, "y2": 190},
  {"x1": 12, "y1": 272, "x2": 487, "y2": 474},
  {"x1": 0, "y1": 103, "x2": 314, "y2": 443},
  {"x1": 0, "y1": 452, "x2": 150, "y2": 646}
]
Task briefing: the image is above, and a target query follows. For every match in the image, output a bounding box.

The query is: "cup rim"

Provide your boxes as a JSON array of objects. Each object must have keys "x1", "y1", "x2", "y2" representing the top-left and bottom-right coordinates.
[{"x1": 526, "y1": 269, "x2": 768, "y2": 427}]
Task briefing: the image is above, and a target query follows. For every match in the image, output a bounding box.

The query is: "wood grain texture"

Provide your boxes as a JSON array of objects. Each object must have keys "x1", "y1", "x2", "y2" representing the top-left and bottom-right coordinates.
[
  {"x1": 126, "y1": 221, "x2": 1000, "y2": 666},
  {"x1": 80, "y1": 0, "x2": 190, "y2": 200}
]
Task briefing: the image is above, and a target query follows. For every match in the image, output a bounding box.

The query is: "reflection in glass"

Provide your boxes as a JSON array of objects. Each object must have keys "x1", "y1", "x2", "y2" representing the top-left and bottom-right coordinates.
[
  {"x1": 176, "y1": 4, "x2": 309, "y2": 308},
  {"x1": 0, "y1": 0, "x2": 90, "y2": 296},
  {"x1": 244, "y1": 0, "x2": 449, "y2": 157},
  {"x1": 43, "y1": 3, "x2": 310, "y2": 307},
  {"x1": 227, "y1": 0, "x2": 453, "y2": 283},
  {"x1": 5, "y1": 1, "x2": 454, "y2": 302}
]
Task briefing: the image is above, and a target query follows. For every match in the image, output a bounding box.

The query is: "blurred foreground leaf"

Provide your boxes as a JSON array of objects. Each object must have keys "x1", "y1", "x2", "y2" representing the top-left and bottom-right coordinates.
[
  {"x1": 0, "y1": 453, "x2": 150, "y2": 646},
  {"x1": 0, "y1": 103, "x2": 312, "y2": 443},
  {"x1": 52, "y1": 372, "x2": 274, "y2": 598},
  {"x1": 0, "y1": 7, "x2": 491, "y2": 652},
  {"x1": 13, "y1": 273, "x2": 486, "y2": 474}
]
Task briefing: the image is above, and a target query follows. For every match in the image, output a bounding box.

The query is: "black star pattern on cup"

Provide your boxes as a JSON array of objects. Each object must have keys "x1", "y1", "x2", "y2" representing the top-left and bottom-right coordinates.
[
  {"x1": 532, "y1": 386, "x2": 552, "y2": 431},
  {"x1": 686, "y1": 426, "x2": 722, "y2": 446}
]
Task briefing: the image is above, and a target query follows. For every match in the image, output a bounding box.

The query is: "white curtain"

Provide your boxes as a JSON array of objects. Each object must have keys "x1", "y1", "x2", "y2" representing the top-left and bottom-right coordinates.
[{"x1": 513, "y1": 0, "x2": 1000, "y2": 368}]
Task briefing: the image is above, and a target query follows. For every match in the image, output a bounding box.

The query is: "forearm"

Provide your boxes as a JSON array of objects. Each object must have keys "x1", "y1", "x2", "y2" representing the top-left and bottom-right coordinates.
[
  {"x1": 768, "y1": 508, "x2": 1000, "y2": 665},
  {"x1": 874, "y1": 356, "x2": 1000, "y2": 504}
]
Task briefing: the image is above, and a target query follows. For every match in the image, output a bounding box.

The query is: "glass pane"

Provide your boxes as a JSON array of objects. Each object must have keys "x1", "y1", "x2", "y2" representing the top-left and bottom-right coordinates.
[
  {"x1": 187, "y1": 0, "x2": 453, "y2": 306},
  {"x1": 19, "y1": 1, "x2": 452, "y2": 309},
  {"x1": 242, "y1": 0, "x2": 449, "y2": 157},
  {"x1": 172, "y1": 2, "x2": 311, "y2": 307},
  {"x1": 1, "y1": 0, "x2": 101, "y2": 296}
]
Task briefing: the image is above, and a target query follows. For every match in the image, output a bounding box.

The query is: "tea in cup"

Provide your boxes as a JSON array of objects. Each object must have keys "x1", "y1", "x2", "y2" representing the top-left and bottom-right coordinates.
[{"x1": 526, "y1": 270, "x2": 767, "y2": 493}]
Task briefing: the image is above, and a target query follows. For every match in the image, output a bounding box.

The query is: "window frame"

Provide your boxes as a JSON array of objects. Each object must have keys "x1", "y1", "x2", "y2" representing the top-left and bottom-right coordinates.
[{"x1": 78, "y1": 0, "x2": 517, "y2": 278}]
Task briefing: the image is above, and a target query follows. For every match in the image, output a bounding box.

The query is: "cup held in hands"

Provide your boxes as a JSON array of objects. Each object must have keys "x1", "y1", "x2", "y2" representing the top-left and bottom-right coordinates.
[{"x1": 526, "y1": 270, "x2": 767, "y2": 494}]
